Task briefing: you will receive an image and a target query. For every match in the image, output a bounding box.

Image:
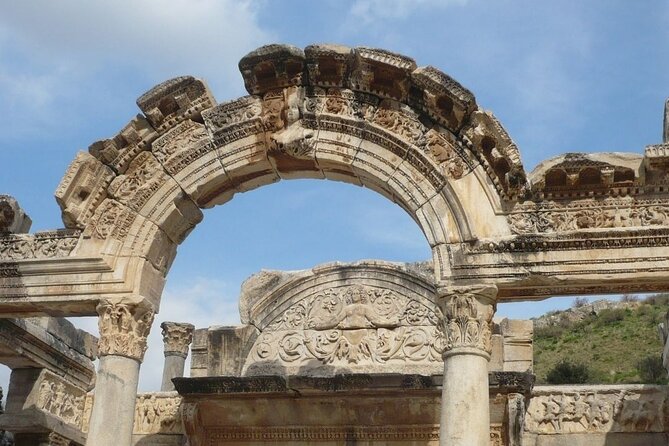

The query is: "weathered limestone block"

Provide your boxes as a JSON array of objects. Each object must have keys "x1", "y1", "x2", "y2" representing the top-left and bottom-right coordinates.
[
  {"x1": 0, "y1": 369, "x2": 87, "y2": 445},
  {"x1": 136, "y1": 76, "x2": 216, "y2": 134},
  {"x1": 150, "y1": 119, "x2": 232, "y2": 208},
  {"x1": 55, "y1": 151, "x2": 115, "y2": 229},
  {"x1": 523, "y1": 385, "x2": 669, "y2": 446},
  {"x1": 89, "y1": 115, "x2": 157, "y2": 174},
  {"x1": 0, "y1": 195, "x2": 31, "y2": 234},
  {"x1": 530, "y1": 152, "x2": 641, "y2": 193},
  {"x1": 500, "y1": 318, "x2": 533, "y2": 372},
  {"x1": 349, "y1": 47, "x2": 417, "y2": 101},
  {"x1": 463, "y1": 110, "x2": 526, "y2": 199},
  {"x1": 0, "y1": 317, "x2": 96, "y2": 390},
  {"x1": 239, "y1": 44, "x2": 305, "y2": 95},
  {"x1": 411, "y1": 66, "x2": 477, "y2": 132},
  {"x1": 107, "y1": 151, "x2": 203, "y2": 244},
  {"x1": 304, "y1": 44, "x2": 353, "y2": 88}
]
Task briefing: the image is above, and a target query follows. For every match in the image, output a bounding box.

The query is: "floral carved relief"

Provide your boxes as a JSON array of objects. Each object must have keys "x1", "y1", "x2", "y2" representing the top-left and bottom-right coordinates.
[
  {"x1": 246, "y1": 285, "x2": 444, "y2": 373},
  {"x1": 97, "y1": 302, "x2": 155, "y2": 361}
]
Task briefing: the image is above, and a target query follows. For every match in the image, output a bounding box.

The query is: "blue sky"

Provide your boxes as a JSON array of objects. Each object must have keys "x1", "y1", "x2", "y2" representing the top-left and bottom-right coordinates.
[{"x1": 1, "y1": 1, "x2": 668, "y2": 390}]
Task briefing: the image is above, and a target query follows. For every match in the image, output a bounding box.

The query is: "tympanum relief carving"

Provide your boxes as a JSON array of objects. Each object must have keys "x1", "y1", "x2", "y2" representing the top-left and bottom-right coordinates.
[{"x1": 245, "y1": 285, "x2": 444, "y2": 374}]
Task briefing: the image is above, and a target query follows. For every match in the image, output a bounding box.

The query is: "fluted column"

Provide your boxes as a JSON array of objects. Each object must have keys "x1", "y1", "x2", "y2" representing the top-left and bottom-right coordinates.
[
  {"x1": 160, "y1": 321, "x2": 194, "y2": 391},
  {"x1": 436, "y1": 285, "x2": 497, "y2": 446},
  {"x1": 85, "y1": 301, "x2": 154, "y2": 446}
]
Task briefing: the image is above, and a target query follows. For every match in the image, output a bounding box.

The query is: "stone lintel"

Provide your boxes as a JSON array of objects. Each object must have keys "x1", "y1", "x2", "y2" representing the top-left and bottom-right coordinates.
[
  {"x1": 173, "y1": 371, "x2": 534, "y2": 396},
  {"x1": 0, "y1": 318, "x2": 96, "y2": 389}
]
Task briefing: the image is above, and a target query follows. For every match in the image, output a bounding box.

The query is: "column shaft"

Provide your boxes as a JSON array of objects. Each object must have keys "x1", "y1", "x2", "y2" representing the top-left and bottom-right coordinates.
[
  {"x1": 437, "y1": 286, "x2": 496, "y2": 446},
  {"x1": 441, "y1": 354, "x2": 490, "y2": 445},
  {"x1": 86, "y1": 356, "x2": 140, "y2": 446},
  {"x1": 160, "y1": 354, "x2": 186, "y2": 391}
]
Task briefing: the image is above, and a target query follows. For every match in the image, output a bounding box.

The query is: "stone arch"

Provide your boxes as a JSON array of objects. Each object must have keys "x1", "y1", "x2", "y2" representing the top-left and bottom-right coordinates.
[{"x1": 54, "y1": 44, "x2": 525, "y2": 308}]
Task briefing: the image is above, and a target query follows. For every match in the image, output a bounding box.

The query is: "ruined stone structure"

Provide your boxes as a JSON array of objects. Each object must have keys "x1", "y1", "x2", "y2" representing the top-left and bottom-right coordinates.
[{"x1": 1, "y1": 43, "x2": 669, "y2": 445}]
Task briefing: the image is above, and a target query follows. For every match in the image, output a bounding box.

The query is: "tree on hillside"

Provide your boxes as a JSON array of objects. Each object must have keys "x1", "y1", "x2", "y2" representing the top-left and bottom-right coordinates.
[{"x1": 546, "y1": 359, "x2": 591, "y2": 384}]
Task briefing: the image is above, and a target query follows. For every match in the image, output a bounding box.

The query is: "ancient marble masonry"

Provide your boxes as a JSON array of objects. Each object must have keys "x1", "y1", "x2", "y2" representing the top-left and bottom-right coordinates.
[
  {"x1": 2, "y1": 42, "x2": 669, "y2": 446},
  {"x1": 248, "y1": 284, "x2": 444, "y2": 371}
]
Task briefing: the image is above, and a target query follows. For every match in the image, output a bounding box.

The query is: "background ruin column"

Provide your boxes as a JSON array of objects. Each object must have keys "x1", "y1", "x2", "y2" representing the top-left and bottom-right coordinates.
[
  {"x1": 85, "y1": 301, "x2": 154, "y2": 446},
  {"x1": 160, "y1": 322, "x2": 194, "y2": 391},
  {"x1": 436, "y1": 285, "x2": 497, "y2": 446}
]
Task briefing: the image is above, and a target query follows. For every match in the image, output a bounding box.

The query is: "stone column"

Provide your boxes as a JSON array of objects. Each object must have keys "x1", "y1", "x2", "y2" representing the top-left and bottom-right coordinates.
[
  {"x1": 436, "y1": 285, "x2": 497, "y2": 446},
  {"x1": 85, "y1": 301, "x2": 154, "y2": 446},
  {"x1": 160, "y1": 321, "x2": 194, "y2": 391}
]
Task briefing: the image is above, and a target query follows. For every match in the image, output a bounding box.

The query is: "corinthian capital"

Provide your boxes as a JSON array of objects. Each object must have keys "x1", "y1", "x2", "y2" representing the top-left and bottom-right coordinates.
[
  {"x1": 436, "y1": 285, "x2": 497, "y2": 359},
  {"x1": 161, "y1": 321, "x2": 195, "y2": 357},
  {"x1": 96, "y1": 301, "x2": 155, "y2": 361}
]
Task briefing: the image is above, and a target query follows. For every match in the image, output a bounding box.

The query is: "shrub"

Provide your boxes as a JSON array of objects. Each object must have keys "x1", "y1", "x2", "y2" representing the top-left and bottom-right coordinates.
[
  {"x1": 645, "y1": 293, "x2": 669, "y2": 306},
  {"x1": 636, "y1": 355, "x2": 667, "y2": 384},
  {"x1": 572, "y1": 297, "x2": 588, "y2": 308},
  {"x1": 620, "y1": 294, "x2": 639, "y2": 303},
  {"x1": 534, "y1": 324, "x2": 564, "y2": 338},
  {"x1": 597, "y1": 308, "x2": 626, "y2": 325},
  {"x1": 546, "y1": 359, "x2": 591, "y2": 384}
]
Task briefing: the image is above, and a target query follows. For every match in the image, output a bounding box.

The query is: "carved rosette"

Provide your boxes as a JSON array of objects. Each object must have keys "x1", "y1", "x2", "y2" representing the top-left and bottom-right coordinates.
[
  {"x1": 97, "y1": 301, "x2": 155, "y2": 362},
  {"x1": 161, "y1": 321, "x2": 195, "y2": 358},
  {"x1": 436, "y1": 285, "x2": 497, "y2": 359}
]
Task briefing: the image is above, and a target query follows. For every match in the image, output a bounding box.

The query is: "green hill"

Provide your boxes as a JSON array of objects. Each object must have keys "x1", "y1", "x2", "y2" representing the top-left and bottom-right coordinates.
[{"x1": 533, "y1": 294, "x2": 669, "y2": 385}]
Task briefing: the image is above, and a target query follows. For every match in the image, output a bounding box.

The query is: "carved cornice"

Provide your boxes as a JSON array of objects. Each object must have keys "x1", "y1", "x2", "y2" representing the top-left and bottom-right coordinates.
[
  {"x1": 436, "y1": 285, "x2": 497, "y2": 359},
  {"x1": 161, "y1": 321, "x2": 195, "y2": 357},
  {"x1": 97, "y1": 301, "x2": 155, "y2": 361}
]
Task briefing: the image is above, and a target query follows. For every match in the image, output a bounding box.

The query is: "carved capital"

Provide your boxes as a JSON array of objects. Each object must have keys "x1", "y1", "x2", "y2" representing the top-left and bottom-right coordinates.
[
  {"x1": 161, "y1": 321, "x2": 195, "y2": 358},
  {"x1": 436, "y1": 285, "x2": 497, "y2": 359},
  {"x1": 97, "y1": 301, "x2": 155, "y2": 361}
]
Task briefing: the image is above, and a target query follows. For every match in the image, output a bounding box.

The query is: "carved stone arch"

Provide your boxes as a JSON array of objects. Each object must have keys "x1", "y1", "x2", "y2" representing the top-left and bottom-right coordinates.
[{"x1": 50, "y1": 44, "x2": 525, "y2": 310}]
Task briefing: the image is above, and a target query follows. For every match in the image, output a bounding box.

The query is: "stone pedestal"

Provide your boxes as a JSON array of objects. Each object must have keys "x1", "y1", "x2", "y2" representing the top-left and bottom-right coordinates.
[
  {"x1": 437, "y1": 285, "x2": 497, "y2": 446},
  {"x1": 85, "y1": 301, "x2": 154, "y2": 446},
  {"x1": 160, "y1": 322, "x2": 194, "y2": 391}
]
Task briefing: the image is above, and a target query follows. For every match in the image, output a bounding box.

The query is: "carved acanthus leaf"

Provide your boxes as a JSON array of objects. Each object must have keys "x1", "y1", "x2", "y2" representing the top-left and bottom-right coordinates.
[
  {"x1": 97, "y1": 302, "x2": 155, "y2": 361},
  {"x1": 161, "y1": 322, "x2": 195, "y2": 357}
]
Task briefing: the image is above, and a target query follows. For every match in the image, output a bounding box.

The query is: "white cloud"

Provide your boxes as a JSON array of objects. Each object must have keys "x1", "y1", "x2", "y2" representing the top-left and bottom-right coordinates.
[
  {"x1": 0, "y1": 0, "x2": 274, "y2": 140},
  {"x1": 350, "y1": 0, "x2": 468, "y2": 23}
]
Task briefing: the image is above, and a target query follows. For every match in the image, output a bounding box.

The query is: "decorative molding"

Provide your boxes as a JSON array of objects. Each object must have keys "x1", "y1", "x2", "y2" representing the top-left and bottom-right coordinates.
[
  {"x1": 161, "y1": 321, "x2": 195, "y2": 357},
  {"x1": 436, "y1": 286, "x2": 497, "y2": 358},
  {"x1": 207, "y1": 425, "x2": 440, "y2": 442},
  {"x1": 0, "y1": 231, "x2": 79, "y2": 261},
  {"x1": 97, "y1": 302, "x2": 154, "y2": 361}
]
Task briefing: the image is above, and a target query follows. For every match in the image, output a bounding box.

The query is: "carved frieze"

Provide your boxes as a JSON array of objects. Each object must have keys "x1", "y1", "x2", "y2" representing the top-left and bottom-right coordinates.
[
  {"x1": 0, "y1": 231, "x2": 79, "y2": 261},
  {"x1": 161, "y1": 321, "x2": 195, "y2": 357},
  {"x1": 246, "y1": 285, "x2": 444, "y2": 373},
  {"x1": 32, "y1": 372, "x2": 86, "y2": 428},
  {"x1": 97, "y1": 302, "x2": 155, "y2": 361},
  {"x1": 509, "y1": 199, "x2": 669, "y2": 234},
  {"x1": 437, "y1": 286, "x2": 496, "y2": 358},
  {"x1": 207, "y1": 425, "x2": 440, "y2": 442},
  {"x1": 524, "y1": 387, "x2": 667, "y2": 434},
  {"x1": 134, "y1": 394, "x2": 183, "y2": 434}
]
